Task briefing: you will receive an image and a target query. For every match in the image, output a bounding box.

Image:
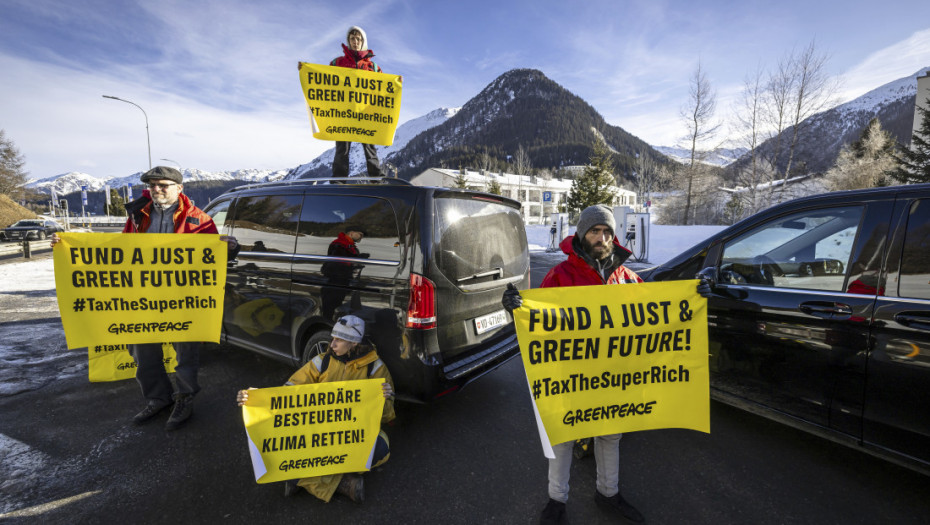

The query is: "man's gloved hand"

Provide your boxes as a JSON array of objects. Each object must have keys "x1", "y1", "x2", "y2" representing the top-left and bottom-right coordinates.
[
  {"x1": 359, "y1": 253, "x2": 371, "y2": 259},
  {"x1": 502, "y1": 283, "x2": 523, "y2": 312},
  {"x1": 696, "y1": 267, "x2": 717, "y2": 298}
]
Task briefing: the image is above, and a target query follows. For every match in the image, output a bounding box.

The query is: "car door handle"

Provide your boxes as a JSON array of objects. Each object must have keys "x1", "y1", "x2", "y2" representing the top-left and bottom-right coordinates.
[
  {"x1": 799, "y1": 301, "x2": 852, "y2": 318},
  {"x1": 894, "y1": 313, "x2": 930, "y2": 331}
]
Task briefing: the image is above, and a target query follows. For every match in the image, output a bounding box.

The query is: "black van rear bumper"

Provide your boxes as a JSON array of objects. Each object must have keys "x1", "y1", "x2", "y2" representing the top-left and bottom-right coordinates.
[{"x1": 441, "y1": 332, "x2": 521, "y2": 382}]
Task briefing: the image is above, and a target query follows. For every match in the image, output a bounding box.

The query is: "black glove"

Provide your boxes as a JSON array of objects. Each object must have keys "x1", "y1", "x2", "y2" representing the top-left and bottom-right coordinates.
[
  {"x1": 359, "y1": 253, "x2": 371, "y2": 259},
  {"x1": 696, "y1": 267, "x2": 716, "y2": 298},
  {"x1": 502, "y1": 283, "x2": 523, "y2": 312}
]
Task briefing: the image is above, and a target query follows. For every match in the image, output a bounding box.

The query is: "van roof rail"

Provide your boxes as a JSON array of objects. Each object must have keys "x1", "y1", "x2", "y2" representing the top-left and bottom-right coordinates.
[{"x1": 227, "y1": 176, "x2": 412, "y2": 193}]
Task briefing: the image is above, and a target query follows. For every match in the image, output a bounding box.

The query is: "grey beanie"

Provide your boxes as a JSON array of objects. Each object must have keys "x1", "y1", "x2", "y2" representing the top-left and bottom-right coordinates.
[
  {"x1": 141, "y1": 166, "x2": 183, "y2": 185},
  {"x1": 576, "y1": 205, "x2": 616, "y2": 237},
  {"x1": 331, "y1": 315, "x2": 365, "y2": 344}
]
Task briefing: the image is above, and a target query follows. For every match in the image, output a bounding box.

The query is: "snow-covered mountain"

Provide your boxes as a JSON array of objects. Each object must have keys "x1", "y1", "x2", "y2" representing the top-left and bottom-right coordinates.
[
  {"x1": 653, "y1": 146, "x2": 749, "y2": 167},
  {"x1": 728, "y1": 66, "x2": 929, "y2": 176},
  {"x1": 284, "y1": 106, "x2": 459, "y2": 179},
  {"x1": 27, "y1": 168, "x2": 292, "y2": 196}
]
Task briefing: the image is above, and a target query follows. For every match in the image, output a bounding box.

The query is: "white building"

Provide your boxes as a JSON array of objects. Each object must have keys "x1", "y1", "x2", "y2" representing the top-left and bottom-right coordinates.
[{"x1": 411, "y1": 168, "x2": 638, "y2": 224}]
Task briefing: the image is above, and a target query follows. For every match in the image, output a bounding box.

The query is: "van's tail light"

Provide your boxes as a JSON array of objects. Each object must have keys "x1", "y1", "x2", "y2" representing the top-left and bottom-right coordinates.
[{"x1": 407, "y1": 273, "x2": 436, "y2": 329}]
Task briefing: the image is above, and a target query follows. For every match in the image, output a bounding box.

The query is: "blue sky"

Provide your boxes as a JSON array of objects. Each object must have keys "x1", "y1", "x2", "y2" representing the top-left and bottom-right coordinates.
[{"x1": 2, "y1": 0, "x2": 930, "y2": 180}]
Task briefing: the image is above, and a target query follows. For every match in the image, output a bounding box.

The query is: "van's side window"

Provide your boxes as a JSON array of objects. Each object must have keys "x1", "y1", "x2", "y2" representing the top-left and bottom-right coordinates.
[
  {"x1": 229, "y1": 195, "x2": 303, "y2": 253},
  {"x1": 719, "y1": 206, "x2": 863, "y2": 291},
  {"x1": 296, "y1": 196, "x2": 401, "y2": 277},
  {"x1": 205, "y1": 198, "x2": 234, "y2": 231},
  {"x1": 899, "y1": 199, "x2": 930, "y2": 300}
]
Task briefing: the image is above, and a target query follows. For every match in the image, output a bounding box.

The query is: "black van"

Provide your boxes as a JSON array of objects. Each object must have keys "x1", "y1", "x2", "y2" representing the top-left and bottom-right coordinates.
[
  {"x1": 201, "y1": 177, "x2": 530, "y2": 402},
  {"x1": 641, "y1": 183, "x2": 930, "y2": 474}
]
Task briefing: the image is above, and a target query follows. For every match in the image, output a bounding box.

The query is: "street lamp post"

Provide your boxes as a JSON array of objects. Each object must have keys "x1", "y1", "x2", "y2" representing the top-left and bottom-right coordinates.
[{"x1": 102, "y1": 95, "x2": 152, "y2": 170}]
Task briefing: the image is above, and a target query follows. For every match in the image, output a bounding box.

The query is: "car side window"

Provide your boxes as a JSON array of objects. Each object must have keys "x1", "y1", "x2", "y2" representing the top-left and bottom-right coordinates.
[
  {"x1": 228, "y1": 195, "x2": 302, "y2": 253},
  {"x1": 205, "y1": 198, "x2": 233, "y2": 230},
  {"x1": 719, "y1": 206, "x2": 863, "y2": 291},
  {"x1": 898, "y1": 199, "x2": 930, "y2": 300},
  {"x1": 295, "y1": 195, "x2": 401, "y2": 278}
]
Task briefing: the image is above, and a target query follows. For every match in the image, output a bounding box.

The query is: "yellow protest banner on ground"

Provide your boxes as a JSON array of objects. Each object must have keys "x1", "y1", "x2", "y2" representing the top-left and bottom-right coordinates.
[
  {"x1": 241, "y1": 379, "x2": 385, "y2": 484},
  {"x1": 298, "y1": 62, "x2": 402, "y2": 146},
  {"x1": 514, "y1": 281, "x2": 709, "y2": 446},
  {"x1": 53, "y1": 233, "x2": 227, "y2": 349},
  {"x1": 87, "y1": 343, "x2": 176, "y2": 382}
]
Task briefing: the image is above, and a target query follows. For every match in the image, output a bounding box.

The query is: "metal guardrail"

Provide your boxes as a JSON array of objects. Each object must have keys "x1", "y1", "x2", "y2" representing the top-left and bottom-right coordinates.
[{"x1": 0, "y1": 240, "x2": 52, "y2": 261}]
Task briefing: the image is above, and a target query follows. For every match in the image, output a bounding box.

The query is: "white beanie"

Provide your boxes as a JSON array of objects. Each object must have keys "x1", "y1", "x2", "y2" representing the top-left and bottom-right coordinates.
[
  {"x1": 331, "y1": 315, "x2": 365, "y2": 344},
  {"x1": 576, "y1": 204, "x2": 615, "y2": 237},
  {"x1": 347, "y1": 26, "x2": 368, "y2": 50}
]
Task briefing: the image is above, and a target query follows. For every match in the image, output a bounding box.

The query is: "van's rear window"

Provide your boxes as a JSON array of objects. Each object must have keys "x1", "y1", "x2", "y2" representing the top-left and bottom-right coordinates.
[{"x1": 433, "y1": 197, "x2": 529, "y2": 284}]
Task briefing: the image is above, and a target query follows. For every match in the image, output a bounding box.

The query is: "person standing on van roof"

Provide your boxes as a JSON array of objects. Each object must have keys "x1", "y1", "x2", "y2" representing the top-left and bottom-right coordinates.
[
  {"x1": 502, "y1": 205, "x2": 713, "y2": 524},
  {"x1": 329, "y1": 26, "x2": 401, "y2": 178},
  {"x1": 121, "y1": 166, "x2": 239, "y2": 431},
  {"x1": 237, "y1": 315, "x2": 395, "y2": 502}
]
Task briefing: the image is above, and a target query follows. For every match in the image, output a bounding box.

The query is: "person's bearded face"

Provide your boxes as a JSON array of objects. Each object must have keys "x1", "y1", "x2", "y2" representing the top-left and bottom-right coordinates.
[{"x1": 582, "y1": 225, "x2": 614, "y2": 260}]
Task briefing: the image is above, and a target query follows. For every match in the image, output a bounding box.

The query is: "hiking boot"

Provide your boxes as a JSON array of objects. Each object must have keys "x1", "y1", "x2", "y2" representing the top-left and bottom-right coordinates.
[
  {"x1": 336, "y1": 473, "x2": 364, "y2": 503},
  {"x1": 132, "y1": 401, "x2": 172, "y2": 425},
  {"x1": 284, "y1": 479, "x2": 300, "y2": 497},
  {"x1": 595, "y1": 491, "x2": 644, "y2": 523},
  {"x1": 540, "y1": 498, "x2": 568, "y2": 525},
  {"x1": 165, "y1": 394, "x2": 194, "y2": 431},
  {"x1": 573, "y1": 437, "x2": 593, "y2": 459}
]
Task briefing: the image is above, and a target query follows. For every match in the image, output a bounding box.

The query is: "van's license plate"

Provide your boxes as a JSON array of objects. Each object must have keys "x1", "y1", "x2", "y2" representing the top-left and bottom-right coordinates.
[{"x1": 474, "y1": 309, "x2": 508, "y2": 335}]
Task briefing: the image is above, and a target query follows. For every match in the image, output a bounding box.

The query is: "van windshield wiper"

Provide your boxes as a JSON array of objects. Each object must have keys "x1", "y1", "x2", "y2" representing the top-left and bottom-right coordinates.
[{"x1": 457, "y1": 267, "x2": 503, "y2": 283}]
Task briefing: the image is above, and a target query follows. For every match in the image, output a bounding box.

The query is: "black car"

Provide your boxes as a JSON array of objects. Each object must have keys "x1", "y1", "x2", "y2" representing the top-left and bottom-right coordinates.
[
  {"x1": 201, "y1": 177, "x2": 530, "y2": 402},
  {"x1": 0, "y1": 219, "x2": 64, "y2": 242},
  {"x1": 641, "y1": 183, "x2": 930, "y2": 474}
]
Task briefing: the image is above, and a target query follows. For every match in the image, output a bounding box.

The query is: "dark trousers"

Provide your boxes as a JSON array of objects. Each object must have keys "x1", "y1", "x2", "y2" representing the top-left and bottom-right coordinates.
[
  {"x1": 129, "y1": 342, "x2": 200, "y2": 405},
  {"x1": 333, "y1": 141, "x2": 383, "y2": 178}
]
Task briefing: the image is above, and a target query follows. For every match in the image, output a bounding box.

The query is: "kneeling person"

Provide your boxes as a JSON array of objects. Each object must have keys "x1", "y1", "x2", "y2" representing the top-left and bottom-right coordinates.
[{"x1": 237, "y1": 315, "x2": 395, "y2": 502}]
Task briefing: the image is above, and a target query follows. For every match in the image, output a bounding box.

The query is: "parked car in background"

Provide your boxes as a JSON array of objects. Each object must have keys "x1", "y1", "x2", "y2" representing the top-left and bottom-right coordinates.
[
  {"x1": 201, "y1": 177, "x2": 530, "y2": 402},
  {"x1": 0, "y1": 218, "x2": 64, "y2": 242},
  {"x1": 640, "y1": 184, "x2": 930, "y2": 474}
]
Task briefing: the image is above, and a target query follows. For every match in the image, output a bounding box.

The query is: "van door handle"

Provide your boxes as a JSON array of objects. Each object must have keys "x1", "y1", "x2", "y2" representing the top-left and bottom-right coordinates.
[
  {"x1": 894, "y1": 313, "x2": 930, "y2": 331},
  {"x1": 799, "y1": 301, "x2": 852, "y2": 318}
]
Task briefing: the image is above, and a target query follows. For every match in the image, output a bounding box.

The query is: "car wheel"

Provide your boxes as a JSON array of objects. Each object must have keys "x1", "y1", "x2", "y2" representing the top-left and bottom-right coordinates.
[
  {"x1": 301, "y1": 330, "x2": 331, "y2": 365},
  {"x1": 38, "y1": 231, "x2": 47, "y2": 240}
]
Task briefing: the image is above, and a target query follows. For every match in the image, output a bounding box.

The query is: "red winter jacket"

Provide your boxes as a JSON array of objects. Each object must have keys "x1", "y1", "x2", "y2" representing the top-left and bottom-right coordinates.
[
  {"x1": 540, "y1": 235, "x2": 642, "y2": 288},
  {"x1": 123, "y1": 190, "x2": 218, "y2": 234},
  {"x1": 331, "y1": 43, "x2": 382, "y2": 72}
]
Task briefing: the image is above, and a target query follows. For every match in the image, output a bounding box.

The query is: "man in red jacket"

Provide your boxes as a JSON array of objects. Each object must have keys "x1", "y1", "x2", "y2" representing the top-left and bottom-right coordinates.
[
  {"x1": 124, "y1": 166, "x2": 238, "y2": 431},
  {"x1": 504, "y1": 204, "x2": 713, "y2": 524},
  {"x1": 330, "y1": 26, "x2": 389, "y2": 178},
  {"x1": 506, "y1": 204, "x2": 644, "y2": 524}
]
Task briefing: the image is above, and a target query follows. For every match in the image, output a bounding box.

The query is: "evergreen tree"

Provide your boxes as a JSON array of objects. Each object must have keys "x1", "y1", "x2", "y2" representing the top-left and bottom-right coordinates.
[
  {"x1": 890, "y1": 98, "x2": 930, "y2": 184},
  {"x1": 107, "y1": 188, "x2": 127, "y2": 216},
  {"x1": 825, "y1": 117, "x2": 896, "y2": 191},
  {"x1": 452, "y1": 168, "x2": 469, "y2": 189},
  {"x1": 0, "y1": 129, "x2": 28, "y2": 198},
  {"x1": 566, "y1": 140, "x2": 616, "y2": 213},
  {"x1": 486, "y1": 179, "x2": 502, "y2": 195}
]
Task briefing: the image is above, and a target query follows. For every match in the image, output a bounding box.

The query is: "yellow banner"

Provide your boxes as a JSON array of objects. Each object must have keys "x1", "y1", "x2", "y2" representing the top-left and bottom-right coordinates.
[
  {"x1": 514, "y1": 281, "x2": 709, "y2": 446},
  {"x1": 53, "y1": 233, "x2": 227, "y2": 348},
  {"x1": 87, "y1": 343, "x2": 177, "y2": 382},
  {"x1": 298, "y1": 62, "x2": 402, "y2": 146},
  {"x1": 241, "y1": 379, "x2": 385, "y2": 483}
]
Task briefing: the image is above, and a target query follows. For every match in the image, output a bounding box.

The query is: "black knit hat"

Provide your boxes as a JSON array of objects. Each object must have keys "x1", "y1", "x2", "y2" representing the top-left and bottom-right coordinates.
[{"x1": 140, "y1": 166, "x2": 183, "y2": 184}]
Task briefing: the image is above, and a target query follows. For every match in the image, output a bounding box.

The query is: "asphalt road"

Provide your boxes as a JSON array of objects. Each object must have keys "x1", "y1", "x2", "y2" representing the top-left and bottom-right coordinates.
[{"x1": 1, "y1": 252, "x2": 929, "y2": 524}]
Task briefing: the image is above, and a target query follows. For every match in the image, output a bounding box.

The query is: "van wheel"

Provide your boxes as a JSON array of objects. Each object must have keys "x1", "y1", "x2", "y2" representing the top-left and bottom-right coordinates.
[
  {"x1": 38, "y1": 231, "x2": 47, "y2": 240},
  {"x1": 301, "y1": 331, "x2": 330, "y2": 365}
]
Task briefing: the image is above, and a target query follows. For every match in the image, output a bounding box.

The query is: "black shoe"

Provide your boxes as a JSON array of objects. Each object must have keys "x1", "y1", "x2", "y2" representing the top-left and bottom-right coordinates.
[
  {"x1": 132, "y1": 401, "x2": 172, "y2": 425},
  {"x1": 165, "y1": 394, "x2": 194, "y2": 431},
  {"x1": 336, "y1": 473, "x2": 364, "y2": 503},
  {"x1": 540, "y1": 498, "x2": 568, "y2": 525},
  {"x1": 573, "y1": 437, "x2": 593, "y2": 459},
  {"x1": 284, "y1": 479, "x2": 300, "y2": 497},
  {"x1": 595, "y1": 491, "x2": 644, "y2": 523}
]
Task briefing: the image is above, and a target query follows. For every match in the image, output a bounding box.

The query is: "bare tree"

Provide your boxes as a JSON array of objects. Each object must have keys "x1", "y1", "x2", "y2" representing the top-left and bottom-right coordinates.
[
  {"x1": 680, "y1": 61, "x2": 721, "y2": 224},
  {"x1": 0, "y1": 129, "x2": 29, "y2": 198},
  {"x1": 512, "y1": 144, "x2": 532, "y2": 206},
  {"x1": 781, "y1": 40, "x2": 839, "y2": 197},
  {"x1": 730, "y1": 67, "x2": 770, "y2": 218},
  {"x1": 825, "y1": 118, "x2": 896, "y2": 191},
  {"x1": 478, "y1": 150, "x2": 493, "y2": 174},
  {"x1": 632, "y1": 152, "x2": 667, "y2": 209}
]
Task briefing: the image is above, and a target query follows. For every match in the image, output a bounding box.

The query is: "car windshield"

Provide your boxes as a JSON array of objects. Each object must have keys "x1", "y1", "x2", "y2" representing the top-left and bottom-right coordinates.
[{"x1": 433, "y1": 195, "x2": 528, "y2": 286}]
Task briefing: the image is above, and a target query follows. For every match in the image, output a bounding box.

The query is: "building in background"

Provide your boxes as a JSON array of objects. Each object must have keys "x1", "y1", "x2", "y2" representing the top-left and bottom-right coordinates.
[
  {"x1": 411, "y1": 168, "x2": 638, "y2": 224},
  {"x1": 912, "y1": 71, "x2": 930, "y2": 144}
]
